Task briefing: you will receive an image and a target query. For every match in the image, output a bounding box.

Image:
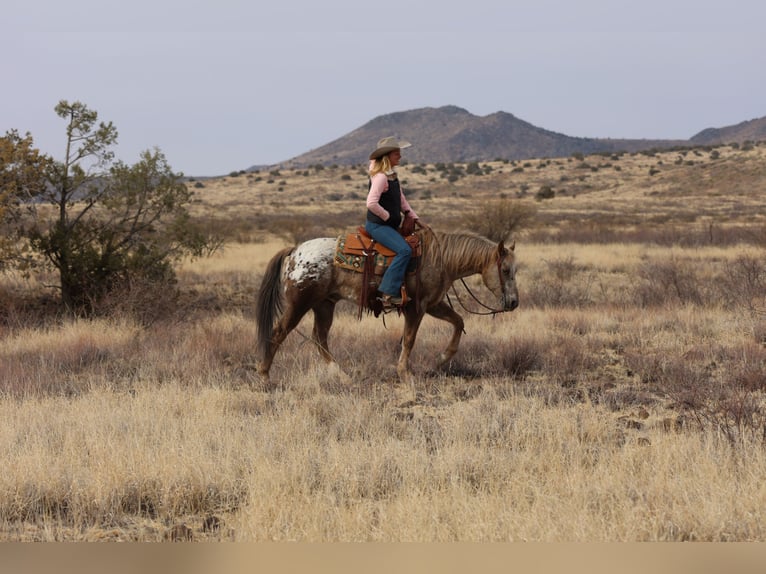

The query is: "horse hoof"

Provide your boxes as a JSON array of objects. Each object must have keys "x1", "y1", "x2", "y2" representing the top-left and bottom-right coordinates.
[
  {"x1": 393, "y1": 383, "x2": 417, "y2": 407},
  {"x1": 256, "y1": 377, "x2": 280, "y2": 393},
  {"x1": 243, "y1": 368, "x2": 279, "y2": 392}
]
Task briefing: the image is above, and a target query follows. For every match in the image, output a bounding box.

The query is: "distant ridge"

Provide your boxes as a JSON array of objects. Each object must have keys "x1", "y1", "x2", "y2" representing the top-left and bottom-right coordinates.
[
  {"x1": 254, "y1": 106, "x2": 765, "y2": 169},
  {"x1": 690, "y1": 116, "x2": 766, "y2": 145}
]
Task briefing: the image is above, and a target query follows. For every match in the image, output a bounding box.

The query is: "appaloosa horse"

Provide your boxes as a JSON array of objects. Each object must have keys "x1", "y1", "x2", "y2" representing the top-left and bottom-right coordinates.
[{"x1": 255, "y1": 229, "x2": 518, "y2": 385}]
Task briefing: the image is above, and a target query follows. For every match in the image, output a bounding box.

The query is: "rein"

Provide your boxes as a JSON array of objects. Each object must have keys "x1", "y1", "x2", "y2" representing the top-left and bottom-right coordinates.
[
  {"x1": 445, "y1": 251, "x2": 508, "y2": 317},
  {"x1": 447, "y1": 279, "x2": 503, "y2": 316},
  {"x1": 420, "y1": 228, "x2": 511, "y2": 317}
]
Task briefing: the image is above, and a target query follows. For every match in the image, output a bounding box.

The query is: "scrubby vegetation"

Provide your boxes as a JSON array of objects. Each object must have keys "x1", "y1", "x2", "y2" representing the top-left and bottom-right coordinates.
[{"x1": 1, "y1": 141, "x2": 766, "y2": 540}]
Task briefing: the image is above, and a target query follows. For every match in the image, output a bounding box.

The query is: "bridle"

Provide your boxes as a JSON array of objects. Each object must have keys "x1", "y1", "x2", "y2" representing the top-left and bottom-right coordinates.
[{"x1": 446, "y1": 253, "x2": 512, "y2": 317}]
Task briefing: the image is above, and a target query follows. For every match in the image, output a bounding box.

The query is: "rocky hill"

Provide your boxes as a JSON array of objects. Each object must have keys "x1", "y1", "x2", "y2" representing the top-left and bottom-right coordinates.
[
  {"x1": 260, "y1": 106, "x2": 765, "y2": 169},
  {"x1": 690, "y1": 116, "x2": 766, "y2": 146}
]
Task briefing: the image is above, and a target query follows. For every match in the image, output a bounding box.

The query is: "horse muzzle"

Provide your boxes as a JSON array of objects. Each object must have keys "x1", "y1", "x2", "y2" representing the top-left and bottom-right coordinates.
[{"x1": 502, "y1": 294, "x2": 519, "y2": 312}]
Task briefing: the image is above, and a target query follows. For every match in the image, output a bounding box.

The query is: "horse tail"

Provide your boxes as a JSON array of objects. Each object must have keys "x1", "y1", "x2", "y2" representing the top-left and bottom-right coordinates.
[{"x1": 256, "y1": 247, "x2": 293, "y2": 359}]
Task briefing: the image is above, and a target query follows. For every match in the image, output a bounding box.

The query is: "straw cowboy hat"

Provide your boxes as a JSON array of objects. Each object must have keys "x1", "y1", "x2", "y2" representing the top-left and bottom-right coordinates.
[{"x1": 369, "y1": 136, "x2": 412, "y2": 160}]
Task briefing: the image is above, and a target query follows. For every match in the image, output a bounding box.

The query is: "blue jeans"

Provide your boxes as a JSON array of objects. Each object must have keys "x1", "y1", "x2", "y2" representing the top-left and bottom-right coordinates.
[{"x1": 365, "y1": 221, "x2": 412, "y2": 297}]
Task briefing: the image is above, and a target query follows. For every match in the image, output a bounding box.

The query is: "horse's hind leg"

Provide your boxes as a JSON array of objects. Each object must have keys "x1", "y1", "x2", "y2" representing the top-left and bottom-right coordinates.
[
  {"x1": 312, "y1": 299, "x2": 337, "y2": 363},
  {"x1": 425, "y1": 301, "x2": 465, "y2": 368},
  {"x1": 312, "y1": 299, "x2": 352, "y2": 384},
  {"x1": 257, "y1": 302, "x2": 311, "y2": 381}
]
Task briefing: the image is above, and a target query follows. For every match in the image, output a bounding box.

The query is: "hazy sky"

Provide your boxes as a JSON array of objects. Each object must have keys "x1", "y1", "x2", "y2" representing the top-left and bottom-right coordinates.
[{"x1": 5, "y1": 0, "x2": 765, "y2": 175}]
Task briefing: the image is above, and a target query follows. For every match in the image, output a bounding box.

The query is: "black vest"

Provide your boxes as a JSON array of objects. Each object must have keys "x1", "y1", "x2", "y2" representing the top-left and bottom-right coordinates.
[{"x1": 366, "y1": 176, "x2": 402, "y2": 229}]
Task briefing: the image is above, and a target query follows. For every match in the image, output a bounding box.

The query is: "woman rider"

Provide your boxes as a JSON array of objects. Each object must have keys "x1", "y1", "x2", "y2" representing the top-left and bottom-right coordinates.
[{"x1": 365, "y1": 136, "x2": 425, "y2": 308}]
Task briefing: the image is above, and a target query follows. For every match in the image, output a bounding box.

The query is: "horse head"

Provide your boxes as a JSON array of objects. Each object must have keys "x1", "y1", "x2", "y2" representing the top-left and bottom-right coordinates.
[{"x1": 482, "y1": 240, "x2": 519, "y2": 312}]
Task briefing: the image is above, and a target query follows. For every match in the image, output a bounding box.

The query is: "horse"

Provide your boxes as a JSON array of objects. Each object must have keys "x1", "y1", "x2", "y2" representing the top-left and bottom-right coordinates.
[{"x1": 255, "y1": 229, "x2": 518, "y2": 386}]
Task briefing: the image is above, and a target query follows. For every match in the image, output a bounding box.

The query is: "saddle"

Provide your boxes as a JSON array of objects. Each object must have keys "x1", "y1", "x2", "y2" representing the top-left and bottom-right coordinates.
[
  {"x1": 334, "y1": 227, "x2": 422, "y2": 318},
  {"x1": 334, "y1": 227, "x2": 421, "y2": 275}
]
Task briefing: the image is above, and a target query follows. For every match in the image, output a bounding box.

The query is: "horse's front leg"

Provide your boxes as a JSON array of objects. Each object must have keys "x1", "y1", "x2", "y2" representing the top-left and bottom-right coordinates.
[
  {"x1": 425, "y1": 300, "x2": 465, "y2": 368},
  {"x1": 397, "y1": 308, "x2": 425, "y2": 384}
]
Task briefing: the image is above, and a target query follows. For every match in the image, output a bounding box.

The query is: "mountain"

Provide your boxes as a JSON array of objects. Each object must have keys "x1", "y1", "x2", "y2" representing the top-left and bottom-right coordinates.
[
  {"x1": 690, "y1": 116, "x2": 766, "y2": 145},
  {"x1": 259, "y1": 106, "x2": 764, "y2": 169}
]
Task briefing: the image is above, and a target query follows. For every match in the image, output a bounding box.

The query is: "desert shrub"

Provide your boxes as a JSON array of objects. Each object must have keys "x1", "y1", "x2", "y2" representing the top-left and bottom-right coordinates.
[
  {"x1": 525, "y1": 256, "x2": 595, "y2": 307},
  {"x1": 441, "y1": 337, "x2": 497, "y2": 378},
  {"x1": 535, "y1": 186, "x2": 555, "y2": 201},
  {"x1": 541, "y1": 335, "x2": 599, "y2": 386},
  {"x1": 632, "y1": 257, "x2": 704, "y2": 307},
  {"x1": 625, "y1": 343, "x2": 766, "y2": 447},
  {"x1": 441, "y1": 333, "x2": 546, "y2": 379},
  {"x1": 465, "y1": 162, "x2": 482, "y2": 175},
  {"x1": 500, "y1": 337, "x2": 546, "y2": 379},
  {"x1": 733, "y1": 343, "x2": 766, "y2": 392},
  {"x1": 460, "y1": 198, "x2": 537, "y2": 243},
  {"x1": 90, "y1": 274, "x2": 180, "y2": 324},
  {"x1": 718, "y1": 255, "x2": 766, "y2": 313},
  {"x1": 754, "y1": 321, "x2": 766, "y2": 346}
]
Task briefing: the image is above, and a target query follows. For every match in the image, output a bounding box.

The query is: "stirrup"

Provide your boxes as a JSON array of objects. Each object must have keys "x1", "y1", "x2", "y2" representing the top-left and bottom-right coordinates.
[{"x1": 380, "y1": 294, "x2": 403, "y2": 308}]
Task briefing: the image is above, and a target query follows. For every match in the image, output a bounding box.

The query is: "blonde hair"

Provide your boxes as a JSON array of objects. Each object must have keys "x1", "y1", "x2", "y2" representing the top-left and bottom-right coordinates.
[{"x1": 368, "y1": 155, "x2": 393, "y2": 177}]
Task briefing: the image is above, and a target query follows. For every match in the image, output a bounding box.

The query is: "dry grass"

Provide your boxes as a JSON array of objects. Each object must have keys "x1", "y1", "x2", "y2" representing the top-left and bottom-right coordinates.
[
  {"x1": 2, "y1": 311, "x2": 766, "y2": 541},
  {"x1": 2, "y1": 143, "x2": 766, "y2": 541}
]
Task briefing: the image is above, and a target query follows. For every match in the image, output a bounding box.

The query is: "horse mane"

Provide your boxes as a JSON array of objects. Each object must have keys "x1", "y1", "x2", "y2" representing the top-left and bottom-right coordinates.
[{"x1": 422, "y1": 230, "x2": 497, "y2": 276}]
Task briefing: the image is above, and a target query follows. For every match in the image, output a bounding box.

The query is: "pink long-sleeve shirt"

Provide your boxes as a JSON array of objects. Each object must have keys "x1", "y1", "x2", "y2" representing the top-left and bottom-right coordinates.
[{"x1": 365, "y1": 171, "x2": 418, "y2": 222}]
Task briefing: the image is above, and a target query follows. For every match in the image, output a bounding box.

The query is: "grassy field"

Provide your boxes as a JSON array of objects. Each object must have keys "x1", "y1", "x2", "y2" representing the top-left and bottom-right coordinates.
[{"x1": 1, "y1": 142, "x2": 765, "y2": 541}]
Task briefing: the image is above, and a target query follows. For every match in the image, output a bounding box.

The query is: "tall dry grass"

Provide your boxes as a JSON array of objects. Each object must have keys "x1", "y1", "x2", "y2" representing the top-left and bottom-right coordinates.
[
  {"x1": 2, "y1": 356, "x2": 766, "y2": 541},
  {"x1": 2, "y1": 238, "x2": 766, "y2": 540}
]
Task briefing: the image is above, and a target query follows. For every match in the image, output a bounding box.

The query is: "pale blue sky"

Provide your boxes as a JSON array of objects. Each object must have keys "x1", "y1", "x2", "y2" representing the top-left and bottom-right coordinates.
[{"x1": 5, "y1": 0, "x2": 765, "y2": 175}]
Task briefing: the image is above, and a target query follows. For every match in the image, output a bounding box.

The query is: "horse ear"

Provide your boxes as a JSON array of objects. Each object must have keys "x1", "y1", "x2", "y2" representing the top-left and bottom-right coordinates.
[
  {"x1": 497, "y1": 240, "x2": 505, "y2": 256},
  {"x1": 509, "y1": 240, "x2": 516, "y2": 251}
]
